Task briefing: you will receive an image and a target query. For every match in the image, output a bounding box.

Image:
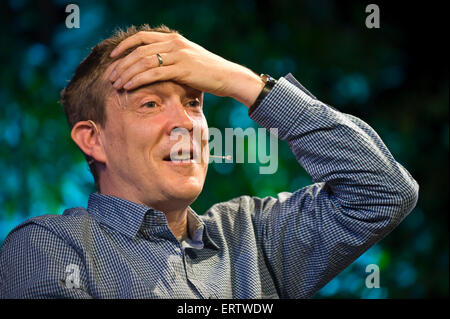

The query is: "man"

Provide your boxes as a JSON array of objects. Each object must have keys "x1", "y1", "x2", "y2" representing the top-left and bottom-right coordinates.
[{"x1": 0, "y1": 24, "x2": 418, "y2": 298}]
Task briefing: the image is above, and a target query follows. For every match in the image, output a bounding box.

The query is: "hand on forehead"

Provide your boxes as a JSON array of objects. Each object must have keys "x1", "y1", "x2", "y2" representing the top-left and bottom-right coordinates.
[
  {"x1": 103, "y1": 30, "x2": 249, "y2": 100},
  {"x1": 104, "y1": 58, "x2": 202, "y2": 93},
  {"x1": 104, "y1": 64, "x2": 202, "y2": 112}
]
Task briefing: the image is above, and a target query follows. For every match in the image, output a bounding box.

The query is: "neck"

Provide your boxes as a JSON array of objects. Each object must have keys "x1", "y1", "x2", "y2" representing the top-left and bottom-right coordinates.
[
  {"x1": 162, "y1": 206, "x2": 189, "y2": 240},
  {"x1": 98, "y1": 173, "x2": 190, "y2": 240}
]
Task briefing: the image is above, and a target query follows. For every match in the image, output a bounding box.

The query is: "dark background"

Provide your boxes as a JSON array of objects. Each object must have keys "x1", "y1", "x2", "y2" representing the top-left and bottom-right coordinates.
[{"x1": 0, "y1": 0, "x2": 447, "y2": 298}]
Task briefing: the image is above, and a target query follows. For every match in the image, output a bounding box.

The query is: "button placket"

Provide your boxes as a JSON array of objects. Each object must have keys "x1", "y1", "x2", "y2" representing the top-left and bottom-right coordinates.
[{"x1": 182, "y1": 251, "x2": 212, "y2": 299}]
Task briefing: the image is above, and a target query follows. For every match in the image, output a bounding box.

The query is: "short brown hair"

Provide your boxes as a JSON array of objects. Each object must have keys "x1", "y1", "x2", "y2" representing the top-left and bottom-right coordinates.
[{"x1": 60, "y1": 24, "x2": 178, "y2": 190}]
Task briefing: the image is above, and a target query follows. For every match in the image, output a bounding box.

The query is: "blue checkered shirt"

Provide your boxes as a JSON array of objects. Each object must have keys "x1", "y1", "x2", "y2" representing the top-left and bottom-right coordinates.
[{"x1": 0, "y1": 74, "x2": 419, "y2": 299}]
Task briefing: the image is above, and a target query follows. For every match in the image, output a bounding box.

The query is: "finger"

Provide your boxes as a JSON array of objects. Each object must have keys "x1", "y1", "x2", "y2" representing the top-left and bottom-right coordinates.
[
  {"x1": 113, "y1": 53, "x2": 177, "y2": 89},
  {"x1": 110, "y1": 31, "x2": 174, "y2": 57},
  {"x1": 122, "y1": 65, "x2": 179, "y2": 91},
  {"x1": 109, "y1": 41, "x2": 173, "y2": 82},
  {"x1": 104, "y1": 59, "x2": 121, "y2": 81}
]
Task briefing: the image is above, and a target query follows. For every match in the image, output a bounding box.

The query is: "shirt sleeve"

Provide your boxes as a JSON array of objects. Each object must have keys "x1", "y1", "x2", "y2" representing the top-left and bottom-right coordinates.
[
  {"x1": 248, "y1": 73, "x2": 419, "y2": 298},
  {"x1": 0, "y1": 221, "x2": 92, "y2": 299}
]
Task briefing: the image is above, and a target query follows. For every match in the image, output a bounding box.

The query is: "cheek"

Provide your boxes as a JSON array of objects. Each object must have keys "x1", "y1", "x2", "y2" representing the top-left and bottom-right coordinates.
[
  {"x1": 103, "y1": 119, "x2": 150, "y2": 163},
  {"x1": 192, "y1": 117, "x2": 209, "y2": 162},
  {"x1": 102, "y1": 121, "x2": 126, "y2": 155},
  {"x1": 132, "y1": 119, "x2": 167, "y2": 164},
  {"x1": 192, "y1": 115, "x2": 208, "y2": 139}
]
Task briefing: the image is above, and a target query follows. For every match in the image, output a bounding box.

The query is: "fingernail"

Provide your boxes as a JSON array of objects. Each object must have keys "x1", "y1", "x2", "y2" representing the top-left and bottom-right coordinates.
[
  {"x1": 109, "y1": 71, "x2": 117, "y2": 81},
  {"x1": 110, "y1": 48, "x2": 118, "y2": 57},
  {"x1": 124, "y1": 81, "x2": 132, "y2": 89},
  {"x1": 113, "y1": 78, "x2": 122, "y2": 88}
]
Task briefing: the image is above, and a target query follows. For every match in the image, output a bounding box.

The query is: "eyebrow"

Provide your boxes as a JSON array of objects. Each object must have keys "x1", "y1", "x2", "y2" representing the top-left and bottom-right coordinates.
[{"x1": 128, "y1": 85, "x2": 202, "y2": 102}]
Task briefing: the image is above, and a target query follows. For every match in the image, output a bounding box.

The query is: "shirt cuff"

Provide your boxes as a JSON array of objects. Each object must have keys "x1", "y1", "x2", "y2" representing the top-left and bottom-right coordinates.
[{"x1": 248, "y1": 74, "x2": 316, "y2": 140}]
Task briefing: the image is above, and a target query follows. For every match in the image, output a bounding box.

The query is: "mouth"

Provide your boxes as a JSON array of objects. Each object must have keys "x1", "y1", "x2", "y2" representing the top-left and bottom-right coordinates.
[{"x1": 163, "y1": 149, "x2": 195, "y2": 164}]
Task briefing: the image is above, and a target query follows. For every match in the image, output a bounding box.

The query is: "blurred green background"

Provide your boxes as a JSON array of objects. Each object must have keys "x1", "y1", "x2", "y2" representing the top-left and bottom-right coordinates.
[{"x1": 0, "y1": 0, "x2": 447, "y2": 298}]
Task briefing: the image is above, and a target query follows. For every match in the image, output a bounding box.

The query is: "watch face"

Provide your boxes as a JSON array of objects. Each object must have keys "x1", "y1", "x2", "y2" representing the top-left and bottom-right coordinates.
[{"x1": 261, "y1": 74, "x2": 276, "y2": 85}]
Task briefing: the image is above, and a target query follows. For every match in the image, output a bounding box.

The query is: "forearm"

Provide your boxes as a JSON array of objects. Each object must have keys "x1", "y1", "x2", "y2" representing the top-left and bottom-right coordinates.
[{"x1": 228, "y1": 65, "x2": 265, "y2": 108}]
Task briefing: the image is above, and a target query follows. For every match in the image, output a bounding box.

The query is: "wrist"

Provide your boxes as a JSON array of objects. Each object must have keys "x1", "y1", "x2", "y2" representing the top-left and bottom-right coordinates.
[
  {"x1": 229, "y1": 67, "x2": 265, "y2": 108},
  {"x1": 249, "y1": 74, "x2": 277, "y2": 113}
]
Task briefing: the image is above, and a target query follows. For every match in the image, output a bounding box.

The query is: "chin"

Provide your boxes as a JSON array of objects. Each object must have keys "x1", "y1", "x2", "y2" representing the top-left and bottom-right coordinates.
[{"x1": 171, "y1": 181, "x2": 204, "y2": 200}]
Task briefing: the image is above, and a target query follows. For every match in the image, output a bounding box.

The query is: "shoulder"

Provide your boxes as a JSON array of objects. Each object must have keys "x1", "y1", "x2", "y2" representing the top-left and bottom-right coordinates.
[
  {"x1": 1, "y1": 208, "x2": 95, "y2": 252},
  {"x1": 200, "y1": 194, "x2": 284, "y2": 226},
  {"x1": 200, "y1": 189, "x2": 321, "y2": 230},
  {"x1": 0, "y1": 209, "x2": 95, "y2": 298},
  {"x1": 203, "y1": 192, "x2": 295, "y2": 216}
]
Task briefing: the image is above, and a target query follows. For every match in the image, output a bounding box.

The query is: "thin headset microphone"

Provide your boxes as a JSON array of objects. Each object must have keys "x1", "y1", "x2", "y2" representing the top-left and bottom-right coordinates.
[{"x1": 209, "y1": 155, "x2": 232, "y2": 161}]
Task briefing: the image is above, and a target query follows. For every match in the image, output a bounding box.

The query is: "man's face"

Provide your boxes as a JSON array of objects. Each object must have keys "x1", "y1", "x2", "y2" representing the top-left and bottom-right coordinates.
[{"x1": 99, "y1": 80, "x2": 209, "y2": 211}]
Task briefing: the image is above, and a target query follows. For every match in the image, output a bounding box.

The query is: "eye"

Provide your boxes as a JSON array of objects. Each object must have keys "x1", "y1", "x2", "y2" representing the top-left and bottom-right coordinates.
[
  {"x1": 142, "y1": 101, "x2": 157, "y2": 108},
  {"x1": 187, "y1": 99, "x2": 201, "y2": 107}
]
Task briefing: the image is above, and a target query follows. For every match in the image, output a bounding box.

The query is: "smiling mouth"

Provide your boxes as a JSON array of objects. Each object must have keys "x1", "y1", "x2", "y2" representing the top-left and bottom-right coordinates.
[{"x1": 163, "y1": 150, "x2": 194, "y2": 163}]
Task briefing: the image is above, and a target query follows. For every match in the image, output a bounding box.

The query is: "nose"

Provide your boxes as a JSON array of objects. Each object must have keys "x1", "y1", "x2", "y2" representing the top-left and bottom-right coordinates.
[{"x1": 166, "y1": 102, "x2": 194, "y2": 135}]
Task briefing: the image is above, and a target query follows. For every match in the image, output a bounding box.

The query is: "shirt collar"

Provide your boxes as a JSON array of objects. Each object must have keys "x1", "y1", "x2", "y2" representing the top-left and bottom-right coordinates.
[
  {"x1": 88, "y1": 192, "x2": 156, "y2": 239},
  {"x1": 87, "y1": 193, "x2": 219, "y2": 250},
  {"x1": 180, "y1": 207, "x2": 206, "y2": 249}
]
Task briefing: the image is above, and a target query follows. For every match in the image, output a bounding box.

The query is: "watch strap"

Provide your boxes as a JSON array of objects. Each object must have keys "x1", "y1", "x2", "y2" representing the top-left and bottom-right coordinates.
[{"x1": 249, "y1": 74, "x2": 277, "y2": 115}]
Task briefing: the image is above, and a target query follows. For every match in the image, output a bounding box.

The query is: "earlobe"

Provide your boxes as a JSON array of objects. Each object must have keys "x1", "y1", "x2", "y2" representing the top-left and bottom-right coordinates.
[{"x1": 71, "y1": 121, "x2": 107, "y2": 164}]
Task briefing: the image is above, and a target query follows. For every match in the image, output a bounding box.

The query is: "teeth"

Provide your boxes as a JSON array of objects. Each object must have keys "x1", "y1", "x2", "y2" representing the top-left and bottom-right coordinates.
[{"x1": 170, "y1": 154, "x2": 191, "y2": 161}]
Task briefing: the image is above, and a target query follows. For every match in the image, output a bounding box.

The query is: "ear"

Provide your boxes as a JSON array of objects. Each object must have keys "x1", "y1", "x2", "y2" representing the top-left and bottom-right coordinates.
[{"x1": 71, "y1": 121, "x2": 107, "y2": 164}]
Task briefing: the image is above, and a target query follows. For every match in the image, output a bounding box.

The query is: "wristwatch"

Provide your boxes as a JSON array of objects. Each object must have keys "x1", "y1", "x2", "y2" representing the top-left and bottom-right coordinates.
[{"x1": 249, "y1": 74, "x2": 277, "y2": 114}]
